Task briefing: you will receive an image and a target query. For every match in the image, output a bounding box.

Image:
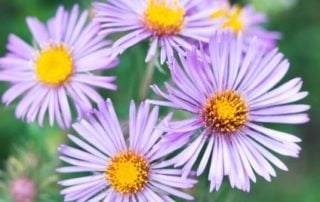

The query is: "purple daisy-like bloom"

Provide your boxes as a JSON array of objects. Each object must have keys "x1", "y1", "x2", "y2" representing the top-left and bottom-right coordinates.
[
  {"x1": 93, "y1": 0, "x2": 214, "y2": 64},
  {"x1": 149, "y1": 31, "x2": 309, "y2": 191},
  {"x1": 58, "y1": 99, "x2": 197, "y2": 201},
  {"x1": 0, "y1": 5, "x2": 118, "y2": 129},
  {"x1": 205, "y1": 0, "x2": 281, "y2": 50}
]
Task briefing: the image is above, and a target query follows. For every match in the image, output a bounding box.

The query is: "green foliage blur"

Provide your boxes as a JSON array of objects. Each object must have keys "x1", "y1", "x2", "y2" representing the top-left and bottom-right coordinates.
[{"x1": 0, "y1": 0, "x2": 319, "y2": 201}]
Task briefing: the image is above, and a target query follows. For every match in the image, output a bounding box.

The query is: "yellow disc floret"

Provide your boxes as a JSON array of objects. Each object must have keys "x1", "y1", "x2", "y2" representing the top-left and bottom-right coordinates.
[
  {"x1": 106, "y1": 151, "x2": 149, "y2": 194},
  {"x1": 35, "y1": 44, "x2": 73, "y2": 86},
  {"x1": 144, "y1": 0, "x2": 185, "y2": 36},
  {"x1": 202, "y1": 90, "x2": 248, "y2": 134},
  {"x1": 211, "y1": 5, "x2": 244, "y2": 33}
]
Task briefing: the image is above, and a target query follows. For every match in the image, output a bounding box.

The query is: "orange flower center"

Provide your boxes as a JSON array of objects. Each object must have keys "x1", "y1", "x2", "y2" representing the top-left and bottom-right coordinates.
[
  {"x1": 106, "y1": 151, "x2": 149, "y2": 194},
  {"x1": 144, "y1": 0, "x2": 185, "y2": 36},
  {"x1": 202, "y1": 90, "x2": 248, "y2": 134}
]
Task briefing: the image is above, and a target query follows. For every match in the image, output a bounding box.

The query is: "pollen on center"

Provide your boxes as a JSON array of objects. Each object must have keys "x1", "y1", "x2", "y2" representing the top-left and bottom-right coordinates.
[
  {"x1": 106, "y1": 150, "x2": 149, "y2": 194},
  {"x1": 144, "y1": 0, "x2": 185, "y2": 36},
  {"x1": 35, "y1": 44, "x2": 73, "y2": 86},
  {"x1": 202, "y1": 90, "x2": 249, "y2": 134}
]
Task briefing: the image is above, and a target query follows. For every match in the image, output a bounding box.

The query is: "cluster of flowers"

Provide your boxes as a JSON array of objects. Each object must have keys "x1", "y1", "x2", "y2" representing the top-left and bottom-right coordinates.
[{"x1": 0, "y1": 0, "x2": 309, "y2": 201}]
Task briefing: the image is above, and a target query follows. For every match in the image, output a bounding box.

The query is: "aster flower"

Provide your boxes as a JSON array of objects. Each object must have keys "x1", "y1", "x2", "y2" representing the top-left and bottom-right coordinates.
[
  {"x1": 93, "y1": 0, "x2": 214, "y2": 64},
  {"x1": 58, "y1": 99, "x2": 197, "y2": 201},
  {"x1": 149, "y1": 31, "x2": 309, "y2": 191},
  {"x1": 0, "y1": 5, "x2": 118, "y2": 129},
  {"x1": 205, "y1": 0, "x2": 281, "y2": 50}
]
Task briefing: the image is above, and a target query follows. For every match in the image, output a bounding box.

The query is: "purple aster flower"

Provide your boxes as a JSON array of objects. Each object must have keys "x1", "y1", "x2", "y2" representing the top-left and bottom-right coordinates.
[
  {"x1": 93, "y1": 0, "x2": 214, "y2": 64},
  {"x1": 149, "y1": 31, "x2": 309, "y2": 192},
  {"x1": 0, "y1": 5, "x2": 118, "y2": 129},
  {"x1": 204, "y1": 0, "x2": 281, "y2": 50},
  {"x1": 58, "y1": 99, "x2": 197, "y2": 201}
]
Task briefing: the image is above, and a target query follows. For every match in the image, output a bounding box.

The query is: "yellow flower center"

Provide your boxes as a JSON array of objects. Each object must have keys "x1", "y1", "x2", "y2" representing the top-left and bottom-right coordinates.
[
  {"x1": 106, "y1": 151, "x2": 149, "y2": 194},
  {"x1": 144, "y1": 0, "x2": 185, "y2": 36},
  {"x1": 211, "y1": 5, "x2": 244, "y2": 33},
  {"x1": 35, "y1": 45, "x2": 73, "y2": 86},
  {"x1": 202, "y1": 90, "x2": 248, "y2": 134}
]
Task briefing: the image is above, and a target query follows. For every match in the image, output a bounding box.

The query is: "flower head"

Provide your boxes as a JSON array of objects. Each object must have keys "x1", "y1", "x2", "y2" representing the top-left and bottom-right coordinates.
[
  {"x1": 149, "y1": 31, "x2": 309, "y2": 191},
  {"x1": 0, "y1": 5, "x2": 118, "y2": 129},
  {"x1": 144, "y1": 0, "x2": 185, "y2": 36},
  {"x1": 58, "y1": 99, "x2": 197, "y2": 201},
  {"x1": 205, "y1": 0, "x2": 281, "y2": 49},
  {"x1": 93, "y1": 0, "x2": 214, "y2": 64}
]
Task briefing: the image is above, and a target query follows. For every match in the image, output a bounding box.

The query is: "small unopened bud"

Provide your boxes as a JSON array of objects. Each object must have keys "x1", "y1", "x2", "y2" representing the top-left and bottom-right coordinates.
[{"x1": 10, "y1": 177, "x2": 37, "y2": 202}]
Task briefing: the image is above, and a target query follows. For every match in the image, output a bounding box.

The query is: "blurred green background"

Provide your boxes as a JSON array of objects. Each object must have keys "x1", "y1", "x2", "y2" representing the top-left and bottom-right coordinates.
[{"x1": 0, "y1": 0, "x2": 319, "y2": 201}]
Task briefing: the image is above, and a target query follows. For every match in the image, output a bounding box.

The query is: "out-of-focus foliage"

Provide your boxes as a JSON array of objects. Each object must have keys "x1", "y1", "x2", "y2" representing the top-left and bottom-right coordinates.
[
  {"x1": 0, "y1": 0, "x2": 319, "y2": 201},
  {"x1": 0, "y1": 142, "x2": 61, "y2": 201},
  {"x1": 245, "y1": 0, "x2": 298, "y2": 14}
]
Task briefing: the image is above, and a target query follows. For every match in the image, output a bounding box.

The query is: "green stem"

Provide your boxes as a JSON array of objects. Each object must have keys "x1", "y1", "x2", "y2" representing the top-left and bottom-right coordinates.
[{"x1": 140, "y1": 56, "x2": 157, "y2": 100}]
